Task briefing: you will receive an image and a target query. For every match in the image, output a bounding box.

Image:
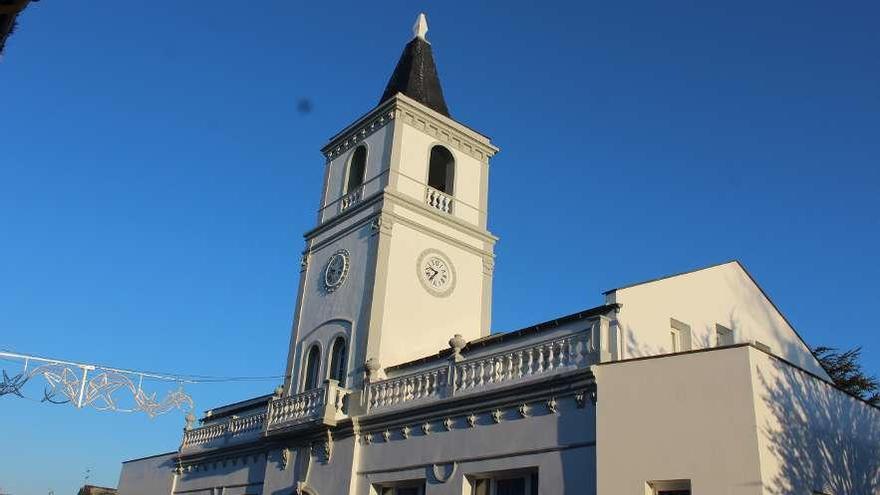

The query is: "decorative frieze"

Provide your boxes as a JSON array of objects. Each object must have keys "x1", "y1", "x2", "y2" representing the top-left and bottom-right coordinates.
[
  {"x1": 491, "y1": 409, "x2": 503, "y2": 424},
  {"x1": 395, "y1": 102, "x2": 496, "y2": 163},
  {"x1": 466, "y1": 412, "x2": 477, "y2": 428},
  {"x1": 358, "y1": 392, "x2": 591, "y2": 446},
  {"x1": 324, "y1": 110, "x2": 395, "y2": 160}
]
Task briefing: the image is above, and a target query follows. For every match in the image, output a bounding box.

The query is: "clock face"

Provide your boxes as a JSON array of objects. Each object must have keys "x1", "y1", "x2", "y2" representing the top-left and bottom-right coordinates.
[
  {"x1": 323, "y1": 250, "x2": 350, "y2": 292},
  {"x1": 417, "y1": 249, "x2": 456, "y2": 297},
  {"x1": 423, "y1": 257, "x2": 450, "y2": 289}
]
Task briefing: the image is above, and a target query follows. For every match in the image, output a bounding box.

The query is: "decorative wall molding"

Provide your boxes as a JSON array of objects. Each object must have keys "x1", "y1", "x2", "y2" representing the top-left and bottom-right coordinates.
[
  {"x1": 431, "y1": 462, "x2": 457, "y2": 484},
  {"x1": 393, "y1": 96, "x2": 498, "y2": 163},
  {"x1": 370, "y1": 214, "x2": 393, "y2": 236},
  {"x1": 490, "y1": 409, "x2": 503, "y2": 423},
  {"x1": 323, "y1": 109, "x2": 395, "y2": 160},
  {"x1": 482, "y1": 257, "x2": 495, "y2": 276},
  {"x1": 310, "y1": 429, "x2": 333, "y2": 464},
  {"x1": 443, "y1": 417, "x2": 454, "y2": 431}
]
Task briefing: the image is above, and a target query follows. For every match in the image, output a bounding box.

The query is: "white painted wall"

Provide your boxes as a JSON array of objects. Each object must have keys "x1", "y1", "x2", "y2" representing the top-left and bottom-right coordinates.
[
  {"x1": 749, "y1": 348, "x2": 880, "y2": 494},
  {"x1": 606, "y1": 261, "x2": 830, "y2": 379},
  {"x1": 374, "y1": 220, "x2": 487, "y2": 369},
  {"x1": 394, "y1": 123, "x2": 485, "y2": 227},
  {"x1": 594, "y1": 346, "x2": 766, "y2": 494},
  {"x1": 594, "y1": 345, "x2": 879, "y2": 494}
]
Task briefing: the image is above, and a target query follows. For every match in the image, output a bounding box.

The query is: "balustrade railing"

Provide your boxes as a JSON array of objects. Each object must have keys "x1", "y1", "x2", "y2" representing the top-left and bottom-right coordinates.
[
  {"x1": 181, "y1": 421, "x2": 229, "y2": 448},
  {"x1": 229, "y1": 412, "x2": 265, "y2": 436},
  {"x1": 425, "y1": 186, "x2": 453, "y2": 214},
  {"x1": 181, "y1": 412, "x2": 266, "y2": 450},
  {"x1": 181, "y1": 381, "x2": 352, "y2": 452},
  {"x1": 339, "y1": 185, "x2": 364, "y2": 213},
  {"x1": 367, "y1": 329, "x2": 593, "y2": 412},
  {"x1": 265, "y1": 387, "x2": 326, "y2": 432},
  {"x1": 368, "y1": 368, "x2": 446, "y2": 411},
  {"x1": 453, "y1": 332, "x2": 589, "y2": 394}
]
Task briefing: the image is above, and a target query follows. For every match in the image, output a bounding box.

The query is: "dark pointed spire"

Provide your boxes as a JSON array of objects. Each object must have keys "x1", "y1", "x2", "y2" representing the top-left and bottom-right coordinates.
[{"x1": 378, "y1": 13, "x2": 450, "y2": 117}]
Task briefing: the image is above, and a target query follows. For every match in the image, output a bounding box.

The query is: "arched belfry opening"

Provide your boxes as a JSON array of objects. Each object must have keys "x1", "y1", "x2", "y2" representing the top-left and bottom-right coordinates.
[
  {"x1": 428, "y1": 145, "x2": 455, "y2": 194},
  {"x1": 346, "y1": 145, "x2": 367, "y2": 193},
  {"x1": 328, "y1": 336, "x2": 347, "y2": 386},
  {"x1": 303, "y1": 345, "x2": 321, "y2": 391}
]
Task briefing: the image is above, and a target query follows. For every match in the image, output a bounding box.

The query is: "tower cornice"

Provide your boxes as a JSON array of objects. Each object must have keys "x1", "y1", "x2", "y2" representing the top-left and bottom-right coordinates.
[{"x1": 322, "y1": 94, "x2": 499, "y2": 164}]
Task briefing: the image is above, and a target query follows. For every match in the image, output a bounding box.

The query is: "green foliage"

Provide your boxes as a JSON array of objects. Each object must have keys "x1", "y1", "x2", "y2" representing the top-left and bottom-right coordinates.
[{"x1": 813, "y1": 346, "x2": 880, "y2": 405}]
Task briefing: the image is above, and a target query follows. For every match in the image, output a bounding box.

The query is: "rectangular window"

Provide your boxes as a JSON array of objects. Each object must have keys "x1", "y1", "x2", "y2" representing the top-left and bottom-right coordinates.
[
  {"x1": 715, "y1": 324, "x2": 734, "y2": 347},
  {"x1": 669, "y1": 318, "x2": 692, "y2": 352},
  {"x1": 376, "y1": 483, "x2": 425, "y2": 495},
  {"x1": 648, "y1": 479, "x2": 691, "y2": 495},
  {"x1": 471, "y1": 471, "x2": 538, "y2": 495}
]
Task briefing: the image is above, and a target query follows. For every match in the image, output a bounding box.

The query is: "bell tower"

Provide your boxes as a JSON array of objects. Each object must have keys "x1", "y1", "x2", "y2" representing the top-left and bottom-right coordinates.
[{"x1": 283, "y1": 14, "x2": 499, "y2": 395}]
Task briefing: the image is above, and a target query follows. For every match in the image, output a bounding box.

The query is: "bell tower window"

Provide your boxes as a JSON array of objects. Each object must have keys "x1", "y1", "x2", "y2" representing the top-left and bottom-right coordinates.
[
  {"x1": 427, "y1": 145, "x2": 454, "y2": 194},
  {"x1": 328, "y1": 337, "x2": 348, "y2": 386},
  {"x1": 303, "y1": 345, "x2": 321, "y2": 391},
  {"x1": 346, "y1": 145, "x2": 367, "y2": 193}
]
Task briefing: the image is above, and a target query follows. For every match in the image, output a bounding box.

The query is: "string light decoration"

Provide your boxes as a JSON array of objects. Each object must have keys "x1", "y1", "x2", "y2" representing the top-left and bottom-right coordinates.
[{"x1": 0, "y1": 350, "x2": 284, "y2": 418}]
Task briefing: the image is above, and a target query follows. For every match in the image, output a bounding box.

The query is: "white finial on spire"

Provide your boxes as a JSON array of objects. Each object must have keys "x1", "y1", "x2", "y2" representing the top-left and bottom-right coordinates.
[{"x1": 413, "y1": 13, "x2": 429, "y2": 40}]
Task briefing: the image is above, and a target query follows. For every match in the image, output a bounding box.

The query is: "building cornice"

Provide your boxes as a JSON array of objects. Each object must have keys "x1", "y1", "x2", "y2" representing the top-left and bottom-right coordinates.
[
  {"x1": 321, "y1": 94, "x2": 499, "y2": 164},
  {"x1": 303, "y1": 190, "x2": 497, "y2": 257},
  {"x1": 357, "y1": 368, "x2": 595, "y2": 432}
]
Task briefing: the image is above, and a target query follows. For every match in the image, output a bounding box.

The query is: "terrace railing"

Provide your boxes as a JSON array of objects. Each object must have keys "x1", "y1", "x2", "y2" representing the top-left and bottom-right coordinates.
[
  {"x1": 180, "y1": 380, "x2": 351, "y2": 453},
  {"x1": 367, "y1": 328, "x2": 597, "y2": 413}
]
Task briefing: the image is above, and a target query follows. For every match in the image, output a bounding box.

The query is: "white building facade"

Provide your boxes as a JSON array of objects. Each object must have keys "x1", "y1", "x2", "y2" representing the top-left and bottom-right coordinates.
[{"x1": 117, "y1": 15, "x2": 880, "y2": 495}]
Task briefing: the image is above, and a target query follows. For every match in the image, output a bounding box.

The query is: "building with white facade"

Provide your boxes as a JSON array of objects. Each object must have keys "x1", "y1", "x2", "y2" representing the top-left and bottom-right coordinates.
[{"x1": 117, "y1": 14, "x2": 880, "y2": 495}]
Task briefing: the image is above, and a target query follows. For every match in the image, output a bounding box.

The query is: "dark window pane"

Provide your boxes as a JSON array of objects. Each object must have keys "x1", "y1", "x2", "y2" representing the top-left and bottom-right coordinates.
[
  {"x1": 428, "y1": 146, "x2": 454, "y2": 194},
  {"x1": 496, "y1": 477, "x2": 526, "y2": 495},
  {"x1": 329, "y1": 337, "x2": 347, "y2": 386},
  {"x1": 303, "y1": 345, "x2": 321, "y2": 390},
  {"x1": 347, "y1": 146, "x2": 367, "y2": 192}
]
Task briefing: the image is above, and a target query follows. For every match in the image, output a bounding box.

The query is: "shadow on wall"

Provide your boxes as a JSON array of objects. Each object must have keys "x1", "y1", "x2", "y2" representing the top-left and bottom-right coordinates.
[{"x1": 758, "y1": 359, "x2": 880, "y2": 494}]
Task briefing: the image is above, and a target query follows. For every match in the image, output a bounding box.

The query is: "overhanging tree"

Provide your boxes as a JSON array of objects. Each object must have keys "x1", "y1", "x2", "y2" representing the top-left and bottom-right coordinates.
[{"x1": 813, "y1": 346, "x2": 880, "y2": 405}]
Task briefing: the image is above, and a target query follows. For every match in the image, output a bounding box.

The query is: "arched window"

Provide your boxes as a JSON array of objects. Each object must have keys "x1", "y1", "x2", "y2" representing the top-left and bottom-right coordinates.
[
  {"x1": 427, "y1": 145, "x2": 455, "y2": 194},
  {"x1": 303, "y1": 345, "x2": 321, "y2": 391},
  {"x1": 328, "y1": 336, "x2": 347, "y2": 386},
  {"x1": 346, "y1": 146, "x2": 367, "y2": 193}
]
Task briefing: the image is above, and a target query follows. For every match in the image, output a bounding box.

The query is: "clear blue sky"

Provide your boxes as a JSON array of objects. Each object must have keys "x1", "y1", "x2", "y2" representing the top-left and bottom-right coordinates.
[{"x1": 1, "y1": 1, "x2": 878, "y2": 493}]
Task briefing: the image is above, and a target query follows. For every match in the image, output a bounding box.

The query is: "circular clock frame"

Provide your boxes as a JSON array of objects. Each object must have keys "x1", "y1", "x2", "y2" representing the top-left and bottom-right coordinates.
[
  {"x1": 417, "y1": 248, "x2": 456, "y2": 297},
  {"x1": 323, "y1": 249, "x2": 351, "y2": 292}
]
